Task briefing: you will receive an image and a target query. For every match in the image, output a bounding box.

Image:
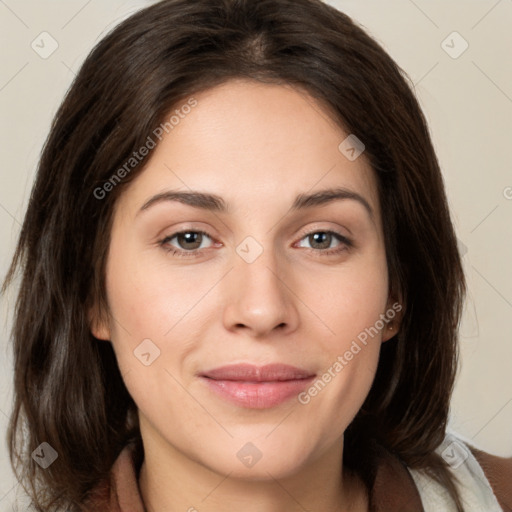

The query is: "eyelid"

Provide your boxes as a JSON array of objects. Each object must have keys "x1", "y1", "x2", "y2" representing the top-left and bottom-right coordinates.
[
  {"x1": 294, "y1": 223, "x2": 352, "y2": 243},
  {"x1": 159, "y1": 229, "x2": 219, "y2": 252}
]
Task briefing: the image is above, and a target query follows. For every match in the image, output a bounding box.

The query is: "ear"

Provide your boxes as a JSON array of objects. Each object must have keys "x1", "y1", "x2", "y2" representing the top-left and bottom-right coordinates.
[
  {"x1": 88, "y1": 303, "x2": 111, "y2": 341},
  {"x1": 381, "y1": 294, "x2": 403, "y2": 343}
]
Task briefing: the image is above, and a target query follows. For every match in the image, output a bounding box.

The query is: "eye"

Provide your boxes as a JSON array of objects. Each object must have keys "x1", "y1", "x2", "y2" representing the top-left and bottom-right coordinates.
[
  {"x1": 159, "y1": 228, "x2": 353, "y2": 259},
  {"x1": 159, "y1": 229, "x2": 216, "y2": 257},
  {"x1": 295, "y1": 230, "x2": 353, "y2": 256}
]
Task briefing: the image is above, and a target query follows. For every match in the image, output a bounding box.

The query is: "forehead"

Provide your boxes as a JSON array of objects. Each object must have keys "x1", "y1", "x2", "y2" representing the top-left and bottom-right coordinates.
[{"x1": 116, "y1": 79, "x2": 380, "y2": 224}]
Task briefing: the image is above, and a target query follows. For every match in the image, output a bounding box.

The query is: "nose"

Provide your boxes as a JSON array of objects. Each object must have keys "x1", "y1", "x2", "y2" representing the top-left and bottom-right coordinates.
[{"x1": 221, "y1": 244, "x2": 300, "y2": 339}]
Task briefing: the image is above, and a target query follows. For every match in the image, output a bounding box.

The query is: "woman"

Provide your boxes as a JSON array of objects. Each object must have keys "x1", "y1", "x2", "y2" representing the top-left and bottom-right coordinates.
[{"x1": 2, "y1": 0, "x2": 511, "y2": 511}]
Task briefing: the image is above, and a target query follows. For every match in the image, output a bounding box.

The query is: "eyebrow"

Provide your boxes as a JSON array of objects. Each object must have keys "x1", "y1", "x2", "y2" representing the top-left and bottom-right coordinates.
[{"x1": 138, "y1": 186, "x2": 374, "y2": 220}]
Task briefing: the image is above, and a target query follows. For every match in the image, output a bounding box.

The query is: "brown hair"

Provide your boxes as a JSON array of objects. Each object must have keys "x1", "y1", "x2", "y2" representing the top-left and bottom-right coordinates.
[{"x1": 2, "y1": 0, "x2": 467, "y2": 510}]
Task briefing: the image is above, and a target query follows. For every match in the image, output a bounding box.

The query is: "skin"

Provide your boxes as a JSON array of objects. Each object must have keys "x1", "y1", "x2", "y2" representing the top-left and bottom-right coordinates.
[{"x1": 90, "y1": 78, "x2": 401, "y2": 512}]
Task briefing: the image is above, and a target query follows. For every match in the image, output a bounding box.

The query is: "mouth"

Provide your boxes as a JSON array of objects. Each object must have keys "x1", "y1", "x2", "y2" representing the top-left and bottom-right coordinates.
[{"x1": 198, "y1": 363, "x2": 316, "y2": 409}]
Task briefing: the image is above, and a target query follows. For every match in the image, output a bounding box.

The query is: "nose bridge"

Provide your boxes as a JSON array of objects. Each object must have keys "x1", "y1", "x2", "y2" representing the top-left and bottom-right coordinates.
[
  {"x1": 235, "y1": 234, "x2": 286, "y2": 302},
  {"x1": 222, "y1": 234, "x2": 298, "y2": 336},
  {"x1": 239, "y1": 241, "x2": 280, "y2": 289}
]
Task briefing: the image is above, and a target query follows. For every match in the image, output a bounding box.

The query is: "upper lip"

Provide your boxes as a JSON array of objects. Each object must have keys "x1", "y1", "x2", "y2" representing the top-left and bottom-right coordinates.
[{"x1": 200, "y1": 363, "x2": 315, "y2": 382}]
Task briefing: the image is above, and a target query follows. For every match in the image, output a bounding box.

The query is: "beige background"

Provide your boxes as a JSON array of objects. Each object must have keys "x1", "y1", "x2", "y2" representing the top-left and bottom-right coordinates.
[{"x1": 1, "y1": 0, "x2": 511, "y2": 507}]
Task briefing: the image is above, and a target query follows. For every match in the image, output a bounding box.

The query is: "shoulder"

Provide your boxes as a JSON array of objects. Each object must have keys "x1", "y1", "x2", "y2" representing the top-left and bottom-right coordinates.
[
  {"x1": 465, "y1": 437, "x2": 512, "y2": 512},
  {"x1": 408, "y1": 430, "x2": 512, "y2": 512}
]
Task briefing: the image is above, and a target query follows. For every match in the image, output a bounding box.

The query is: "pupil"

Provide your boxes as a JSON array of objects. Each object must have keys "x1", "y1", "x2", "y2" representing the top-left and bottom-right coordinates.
[
  {"x1": 312, "y1": 232, "x2": 330, "y2": 249},
  {"x1": 179, "y1": 232, "x2": 201, "y2": 249}
]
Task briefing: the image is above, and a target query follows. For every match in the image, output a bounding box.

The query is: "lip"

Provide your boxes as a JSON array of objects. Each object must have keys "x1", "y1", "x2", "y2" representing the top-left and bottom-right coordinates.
[{"x1": 199, "y1": 363, "x2": 316, "y2": 409}]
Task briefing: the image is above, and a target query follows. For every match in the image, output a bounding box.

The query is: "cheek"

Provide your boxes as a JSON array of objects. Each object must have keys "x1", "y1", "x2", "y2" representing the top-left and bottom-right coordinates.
[
  {"x1": 297, "y1": 277, "x2": 386, "y2": 444},
  {"x1": 298, "y1": 250, "x2": 388, "y2": 414},
  {"x1": 305, "y1": 252, "x2": 389, "y2": 351},
  {"x1": 105, "y1": 238, "x2": 202, "y2": 338},
  {"x1": 103, "y1": 238, "x2": 221, "y2": 398}
]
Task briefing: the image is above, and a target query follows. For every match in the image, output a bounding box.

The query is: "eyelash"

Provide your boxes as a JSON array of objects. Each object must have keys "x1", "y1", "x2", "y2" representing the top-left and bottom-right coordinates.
[{"x1": 158, "y1": 229, "x2": 353, "y2": 258}]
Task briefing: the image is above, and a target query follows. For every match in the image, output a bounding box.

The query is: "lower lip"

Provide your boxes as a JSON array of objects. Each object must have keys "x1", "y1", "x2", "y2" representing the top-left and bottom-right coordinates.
[{"x1": 200, "y1": 376, "x2": 315, "y2": 409}]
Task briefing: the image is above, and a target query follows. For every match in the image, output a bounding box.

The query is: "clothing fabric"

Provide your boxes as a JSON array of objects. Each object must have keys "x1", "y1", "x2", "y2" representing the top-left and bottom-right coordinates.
[
  {"x1": 409, "y1": 430, "x2": 507, "y2": 511},
  {"x1": 85, "y1": 430, "x2": 512, "y2": 511}
]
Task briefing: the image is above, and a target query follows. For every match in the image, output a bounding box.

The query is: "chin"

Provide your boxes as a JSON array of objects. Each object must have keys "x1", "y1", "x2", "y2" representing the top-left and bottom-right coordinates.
[
  {"x1": 214, "y1": 457, "x2": 309, "y2": 482},
  {"x1": 198, "y1": 438, "x2": 313, "y2": 481}
]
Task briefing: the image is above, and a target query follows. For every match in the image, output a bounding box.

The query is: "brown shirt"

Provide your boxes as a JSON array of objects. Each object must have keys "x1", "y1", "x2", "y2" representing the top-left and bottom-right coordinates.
[{"x1": 85, "y1": 441, "x2": 512, "y2": 512}]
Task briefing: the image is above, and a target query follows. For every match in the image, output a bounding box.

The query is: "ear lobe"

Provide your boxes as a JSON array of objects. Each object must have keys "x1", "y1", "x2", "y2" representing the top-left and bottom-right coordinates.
[
  {"x1": 381, "y1": 295, "x2": 403, "y2": 343},
  {"x1": 381, "y1": 321, "x2": 397, "y2": 343},
  {"x1": 88, "y1": 305, "x2": 111, "y2": 341}
]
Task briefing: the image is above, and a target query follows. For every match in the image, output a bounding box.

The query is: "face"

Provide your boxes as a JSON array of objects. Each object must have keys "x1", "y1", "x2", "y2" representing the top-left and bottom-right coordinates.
[{"x1": 91, "y1": 78, "x2": 399, "y2": 480}]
